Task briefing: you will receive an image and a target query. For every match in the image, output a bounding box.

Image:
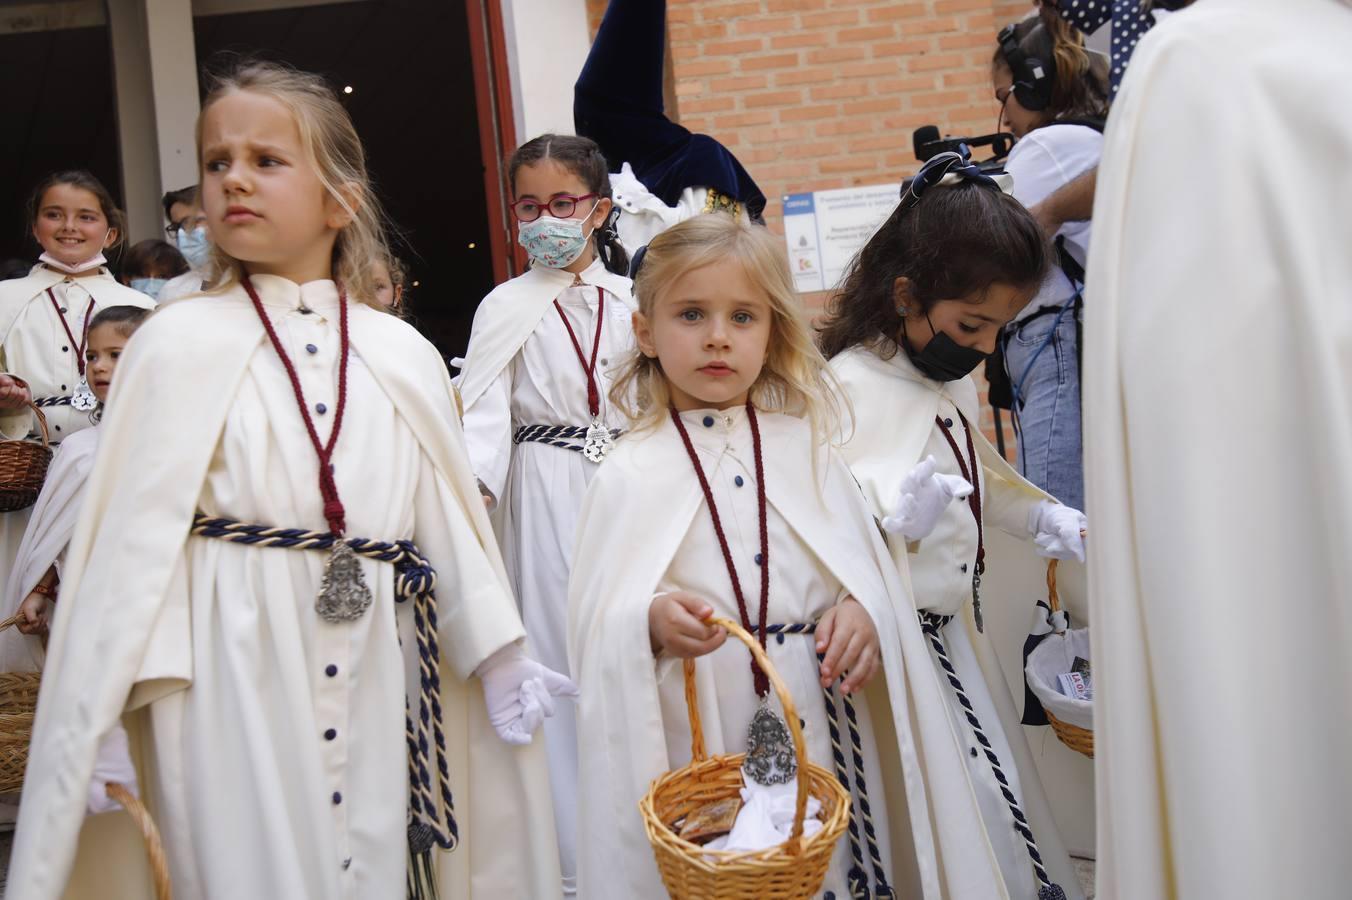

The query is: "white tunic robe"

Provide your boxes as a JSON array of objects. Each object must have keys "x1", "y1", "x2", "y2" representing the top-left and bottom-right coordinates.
[
  {"x1": 570, "y1": 409, "x2": 1009, "y2": 900},
  {"x1": 459, "y1": 256, "x2": 634, "y2": 894},
  {"x1": 1083, "y1": 2, "x2": 1352, "y2": 897},
  {"x1": 832, "y1": 344, "x2": 1084, "y2": 900},
  {"x1": 6, "y1": 277, "x2": 559, "y2": 900},
  {"x1": 0, "y1": 266, "x2": 153, "y2": 611}
]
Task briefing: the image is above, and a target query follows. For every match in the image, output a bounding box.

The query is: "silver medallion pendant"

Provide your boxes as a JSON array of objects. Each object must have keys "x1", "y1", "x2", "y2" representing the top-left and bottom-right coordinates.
[
  {"x1": 743, "y1": 702, "x2": 797, "y2": 786},
  {"x1": 582, "y1": 418, "x2": 613, "y2": 464},
  {"x1": 972, "y1": 570, "x2": 984, "y2": 633},
  {"x1": 316, "y1": 541, "x2": 374, "y2": 624},
  {"x1": 71, "y1": 377, "x2": 98, "y2": 411}
]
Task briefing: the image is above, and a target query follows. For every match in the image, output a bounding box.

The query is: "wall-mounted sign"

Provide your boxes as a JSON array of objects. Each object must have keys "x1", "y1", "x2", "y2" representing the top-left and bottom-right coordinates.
[{"x1": 782, "y1": 184, "x2": 900, "y2": 293}]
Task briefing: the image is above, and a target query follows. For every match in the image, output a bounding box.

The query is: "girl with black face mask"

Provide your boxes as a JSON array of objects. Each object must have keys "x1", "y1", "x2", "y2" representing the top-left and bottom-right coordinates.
[{"x1": 818, "y1": 156, "x2": 1090, "y2": 900}]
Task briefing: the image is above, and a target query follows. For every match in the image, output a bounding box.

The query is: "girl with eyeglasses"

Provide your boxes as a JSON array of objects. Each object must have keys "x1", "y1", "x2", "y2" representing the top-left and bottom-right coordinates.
[{"x1": 454, "y1": 132, "x2": 634, "y2": 899}]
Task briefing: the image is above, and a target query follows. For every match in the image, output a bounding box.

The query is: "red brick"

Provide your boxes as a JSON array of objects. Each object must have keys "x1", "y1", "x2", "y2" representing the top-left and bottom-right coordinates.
[
  {"x1": 766, "y1": 0, "x2": 820, "y2": 10},
  {"x1": 935, "y1": 0, "x2": 993, "y2": 12},
  {"x1": 778, "y1": 103, "x2": 842, "y2": 122},
  {"x1": 871, "y1": 39, "x2": 934, "y2": 58},
  {"x1": 710, "y1": 74, "x2": 770, "y2": 92},
  {"x1": 820, "y1": 154, "x2": 882, "y2": 175},
  {"x1": 900, "y1": 17, "x2": 963, "y2": 36},
  {"x1": 677, "y1": 59, "x2": 737, "y2": 78},
  {"x1": 743, "y1": 89, "x2": 806, "y2": 108},
  {"x1": 842, "y1": 97, "x2": 903, "y2": 116},
  {"x1": 809, "y1": 82, "x2": 871, "y2": 101},
  {"x1": 674, "y1": 80, "x2": 706, "y2": 97},
  {"x1": 800, "y1": 9, "x2": 860, "y2": 28},
  {"x1": 770, "y1": 32, "x2": 831, "y2": 49},
  {"x1": 703, "y1": 38, "x2": 766, "y2": 56},
  {"x1": 906, "y1": 52, "x2": 967, "y2": 73},
  {"x1": 697, "y1": 1, "x2": 762, "y2": 19},
  {"x1": 740, "y1": 52, "x2": 802, "y2": 71},
  {"x1": 837, "y1": 60, "x2": 899, "y2": 79},
  {"x1": 735, "y1": 16, "x2": 799, "y2": 35},
  {"x1": 711, "y1": 110, "x2": 778, "y2": 129},
  {"x1": 866, "y1": 3, "x2": 929, "y2": 22},
  {"x1": 774, "y1": 66, "x2": 839, "y2": 86},
  {"x1": 837, "y1": 25, "x2": 898, "y2": 43},
  {"x1": 939, "y1": 30, "x2": 999, "y2": 51},
  {"x1": 806, "y1": 46, "x2": 868, "y2": 64},
  {"x1": 677, "y1": 96, "x2": 737, "y2": 114},
  {"x1": 813, "y1": 118, "x2": 876, "y2": 137},
  {"x1": 912, "y1": 89, "x2": 970, "y2": 108}
]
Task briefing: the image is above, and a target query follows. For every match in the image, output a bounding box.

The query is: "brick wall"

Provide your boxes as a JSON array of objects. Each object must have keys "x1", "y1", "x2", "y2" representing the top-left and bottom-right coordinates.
[{"x1": 581, "y1": 0, "x2": 1032, "y2": 452}]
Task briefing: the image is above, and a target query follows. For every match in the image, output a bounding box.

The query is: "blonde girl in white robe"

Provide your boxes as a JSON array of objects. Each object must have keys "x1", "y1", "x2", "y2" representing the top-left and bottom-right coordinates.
[
  {"x1": 457, "y1": 132, "x2": 634, "y2": 898},
  {"x1": 821, "y1": 155, "x2": 1086, "y2": 900},
  {"x1": 7, "y1": 61, "x2": 570, "y2": 900},
  {"x1": 0, "y1": 172, "x2": 155, "y2": 605},
  {"x1": 570, "y1": 214, "x2": 1011, "y2": 900}
]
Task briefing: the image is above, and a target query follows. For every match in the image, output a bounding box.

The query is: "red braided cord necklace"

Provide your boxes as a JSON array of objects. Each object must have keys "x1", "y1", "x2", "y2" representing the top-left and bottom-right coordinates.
[
  {"x1": 670, "y1": 401, "x2": 772, "y2": 698},
  {"x1": 553, "y1": 286, "x2": 605, "y2": 419},
  {"x1": 45, "y1": 288, "x2": 96, "y2": 379},
  {"x1": 242, "y1": 278, "x2": 352, "y2": 536},
  {"x1": 935, "y1": 410, "x2": 984, "y2": 578}
]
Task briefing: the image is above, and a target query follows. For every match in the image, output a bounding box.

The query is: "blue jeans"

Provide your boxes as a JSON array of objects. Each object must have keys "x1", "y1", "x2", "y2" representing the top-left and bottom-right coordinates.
[{"x1": 1003, "y1": 309, "x2": 1084, "y2": 511}]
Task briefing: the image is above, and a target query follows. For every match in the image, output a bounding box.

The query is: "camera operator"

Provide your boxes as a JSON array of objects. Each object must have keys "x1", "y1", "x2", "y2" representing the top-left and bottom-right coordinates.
[{"x1": 991, "y1": 12, "x2": 1109, "y2": 511}]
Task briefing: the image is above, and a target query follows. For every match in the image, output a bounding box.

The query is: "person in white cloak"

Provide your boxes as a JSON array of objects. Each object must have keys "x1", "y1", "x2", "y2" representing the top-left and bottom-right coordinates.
[
  {"x1": 570, "y1": 214, "x2": 1014, "y2": 900},
  {"x1": 6, "y1": 61, "x2": 571, "y2": 900},
  {"x1": 456, "y1": 132, "x2": 634, "y2": 898},
  {"x1": 0, "y1": 172, "x2": 155, "y2": 610},
  {"x1": 822, "y1": 154, "x2": 1088, "y2": 900},
  {"x1": 573, "y1": 0, "x2": 763, "y2": 257},
  {"x1": 1082, "y1": 2, "x2": 1352, "y2": 897}
]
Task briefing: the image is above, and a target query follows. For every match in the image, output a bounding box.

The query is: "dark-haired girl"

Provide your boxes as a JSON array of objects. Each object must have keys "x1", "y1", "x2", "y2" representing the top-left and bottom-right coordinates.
[
  {"x1": 993, "y1": 12, "x2": 1110, "y2": 511},
  {"x1": 455, "y1": 132, "x2": 634, "y2": 898},
  {"x1": 822, "y1": 155, "x2": 1086, "y2": 899},
  {"x1": 0, "y1": 173, "x2": 154, "y2": 602}
]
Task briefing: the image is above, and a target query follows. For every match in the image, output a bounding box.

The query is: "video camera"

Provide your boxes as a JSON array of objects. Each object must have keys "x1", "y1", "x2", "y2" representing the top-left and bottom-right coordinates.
[{"x1": 912, "y1": 125, "x2": 1014, "y2": 171}]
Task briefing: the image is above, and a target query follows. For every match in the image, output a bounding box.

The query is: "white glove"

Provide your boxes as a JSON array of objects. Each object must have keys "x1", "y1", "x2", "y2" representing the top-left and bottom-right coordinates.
[
  {"x1": 1029, "y1": 500, "x2": 1087, "y2": 562},
  {"x1": 477, "y1": 643, "x2": 579, "y2": 746},
  {"x1": 87, "y1": 722, "x2": 138, "y2": 815},
  {"x1": 880, "y1": 455, "x2": 974, "y2": 542}
]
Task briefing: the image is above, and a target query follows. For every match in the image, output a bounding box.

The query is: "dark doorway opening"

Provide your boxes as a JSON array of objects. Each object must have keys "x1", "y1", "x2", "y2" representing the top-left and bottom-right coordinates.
[
  {"x1": 194, "y1": 0, "x2": 494, "y2": 359},
  {"x1": 0, "y1": 23, "x2": 122, "y2": 272}
]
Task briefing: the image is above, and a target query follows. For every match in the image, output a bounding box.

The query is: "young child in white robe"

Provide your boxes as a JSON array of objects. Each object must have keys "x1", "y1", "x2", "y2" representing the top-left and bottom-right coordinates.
[
  {"x1": 7, "y1": 60, "x2": 571, "y2": 900},
  {"x1": 569, "y1": 214, "x2": 1010, "y2": 900},
  {"x1": 0, "y1": 173, "x2": 155, "y2": 606},
  {"x1": 3, "y1": 305, "x2": 152, "y2": 665},
  {"x1": 456, "y1": 132, "x2": 634, "y2": 898},
  {"x1": 821, "y1": 153, "x2": 1087, "y2": 900}
]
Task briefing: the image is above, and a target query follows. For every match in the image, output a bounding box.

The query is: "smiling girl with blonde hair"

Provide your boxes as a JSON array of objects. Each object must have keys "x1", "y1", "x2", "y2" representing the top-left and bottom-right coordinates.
[
  {"x1": 568, "y1": 213, "x2": 1008, "y2": 899},
  {"x1": 8, "y1": 60, "x2": 567, "y2": 900}
]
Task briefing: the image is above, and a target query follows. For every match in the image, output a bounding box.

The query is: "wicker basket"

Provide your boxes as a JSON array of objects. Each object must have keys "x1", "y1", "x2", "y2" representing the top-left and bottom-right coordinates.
[
  {"x1": 639, "y1": 616, "x2": 851, "y2": 899},
  {"x1": 0, "y1": 398, "x2": 54, "y2": 513},
  {"x1": 0, "y1": 615, "x2": 173, "y2": 899},
  {"x1": 1038, "y1": 561, "x2": 1094, "y2": 758}
]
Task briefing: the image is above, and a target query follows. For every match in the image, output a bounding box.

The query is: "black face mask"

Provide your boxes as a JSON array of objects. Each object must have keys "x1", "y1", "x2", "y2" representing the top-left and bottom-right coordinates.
[{"x1": 901, "y1": 314, "x2": 988, "y2": 382}]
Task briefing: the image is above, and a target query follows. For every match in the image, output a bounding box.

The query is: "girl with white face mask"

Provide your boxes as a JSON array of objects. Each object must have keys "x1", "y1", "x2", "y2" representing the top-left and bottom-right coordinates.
[
  {"x1": 0, "y1": 171, "x2": 155, "y2": 618},
  {"x1": 454, "y1": 133, "x2": 634, "y2": 899}
]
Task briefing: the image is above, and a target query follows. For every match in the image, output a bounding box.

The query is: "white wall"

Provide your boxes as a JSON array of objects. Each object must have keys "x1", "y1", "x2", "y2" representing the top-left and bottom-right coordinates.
[{"x1": 499, "y1": 0, "x2": 591, "y2": 143}]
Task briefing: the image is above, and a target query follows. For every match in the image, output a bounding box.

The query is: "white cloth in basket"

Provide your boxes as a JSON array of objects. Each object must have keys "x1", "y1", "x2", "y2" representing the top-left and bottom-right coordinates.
[{"x1": 1026, "y1": 627, "x2": 1093, "y2": 731}]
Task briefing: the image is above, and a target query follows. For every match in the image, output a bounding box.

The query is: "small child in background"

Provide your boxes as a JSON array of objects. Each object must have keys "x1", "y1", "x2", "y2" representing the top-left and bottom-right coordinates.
[
  {"x1": 2, "y1": 306, "x2": 153, "y2": 663},
  {"x1": 371, "y1": 253, "x2": 407, "y2": 313},
  {"x1": 119, "y1": 240, "x2": 188, "y2": 300}
]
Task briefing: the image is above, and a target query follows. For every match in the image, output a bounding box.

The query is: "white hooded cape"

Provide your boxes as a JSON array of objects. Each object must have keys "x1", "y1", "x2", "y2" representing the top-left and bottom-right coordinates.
[
  {"x1": 831, "y1": 344, "x2": 1087, "y2": 898},
  {"x1": 1082, "y1": 2, "x2": 1352, "y2": 896},
  {"x1": 454, "y1": 262, "x2": 634, "y2": 413},
  {"x1": 0, "y1": 424, "x2": 101, "y2": 674},
  {"x1": 5, "y1": 281, "x2": 558, "y2": 899},
  {"x1": 568, "y1": 411, "x2": 1007, "y2": 900}
]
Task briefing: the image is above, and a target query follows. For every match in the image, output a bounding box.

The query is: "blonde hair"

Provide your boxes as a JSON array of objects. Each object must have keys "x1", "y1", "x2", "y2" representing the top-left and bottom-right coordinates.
[
  {"x1": 196, "y1": 60, "x2": 391, "y2": 306},
  {"x1": 610, "y1": 215, "x2": 842, "y2": 445}
]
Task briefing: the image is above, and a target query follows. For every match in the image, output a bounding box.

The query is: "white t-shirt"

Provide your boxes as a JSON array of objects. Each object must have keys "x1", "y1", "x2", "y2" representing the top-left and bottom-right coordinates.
[{"x1": 1004, "y1": 122, "x2": 1103, "y2": 321}]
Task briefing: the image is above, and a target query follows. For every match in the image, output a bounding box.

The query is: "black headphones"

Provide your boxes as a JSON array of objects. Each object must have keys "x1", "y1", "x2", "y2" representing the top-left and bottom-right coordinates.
[{"x1": 997, "y1": 23, "x2": 1053, "y2": 112}]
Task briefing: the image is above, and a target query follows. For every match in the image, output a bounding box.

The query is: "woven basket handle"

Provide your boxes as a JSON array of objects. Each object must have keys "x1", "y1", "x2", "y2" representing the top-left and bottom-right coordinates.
[
  {"x1": 680, "y1": 616, "x2": 813, "y2": 851},
  {"x1": 2, "y1": 377, "x2": 49, "y2": 449},
  {"x1": 1046, "y1": 559, "x2": 1061, "y2": 615},
  {"x1": 106, "y1": 782, "x2": 172, "y2": 900}
]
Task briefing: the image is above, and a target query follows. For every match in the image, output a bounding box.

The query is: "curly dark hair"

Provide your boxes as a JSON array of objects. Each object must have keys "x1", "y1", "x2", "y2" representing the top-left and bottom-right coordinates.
[{"x1": 818, "y1": 181, "x2": 1050, "y2": 360}]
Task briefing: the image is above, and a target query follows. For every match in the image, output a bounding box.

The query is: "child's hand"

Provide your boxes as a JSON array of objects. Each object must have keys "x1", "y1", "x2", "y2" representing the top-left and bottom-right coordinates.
[
  {"x1": 816, "y1": 597, "x2": 880, "y2": 695},
  {"x1": 16, "y1": 591, "x2": 51, "y2": 635},
  {"x1": 648, "y1": 592, "x2": 727, "y2": 659},
  {"x1": 0, "y1": 375, "x2": 31, "y2": 411}
]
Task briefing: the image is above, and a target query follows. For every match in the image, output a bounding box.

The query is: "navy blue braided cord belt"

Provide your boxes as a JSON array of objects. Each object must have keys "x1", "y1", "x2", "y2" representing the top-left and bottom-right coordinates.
[
  {"x1": 190, "y1": 513, "x2": 457, "y2": 899},
  {"x1": 512, "y1": 423, "x2": 620, "y2": 454},
  {"x1": 756, "y1": 622, "x2": 893, "y2": 900}
]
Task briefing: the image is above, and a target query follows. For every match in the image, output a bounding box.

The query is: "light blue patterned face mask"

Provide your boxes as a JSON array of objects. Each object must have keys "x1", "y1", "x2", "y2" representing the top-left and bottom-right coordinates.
[
  {"x1": 175, "y1": 225, "x2": 212, "y2": 270},
  {"x1": 130, "y1": 277, "x2": 169, "y2": 299},
  {"x1": 516, "y1": 202, "x2": 598, "y2": 269}
]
